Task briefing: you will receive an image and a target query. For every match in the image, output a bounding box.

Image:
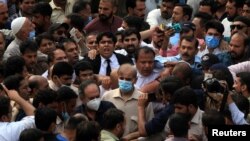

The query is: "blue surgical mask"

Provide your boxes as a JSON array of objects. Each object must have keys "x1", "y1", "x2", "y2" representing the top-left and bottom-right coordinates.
[
  {"x1": 29, "y1": 30, "x2": 36, "y2": 40},
  {"x1": 119, "y1": 79, "x2": 133, "y2": 93},
  {"x1": 205, "y1": 35, "x2": 220, "y2": 49}
]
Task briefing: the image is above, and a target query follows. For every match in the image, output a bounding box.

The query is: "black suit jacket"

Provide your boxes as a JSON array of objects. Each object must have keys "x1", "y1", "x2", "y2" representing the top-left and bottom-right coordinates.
[{"x1": 83, "y1": 52, "x2": 133, "y2": 74}]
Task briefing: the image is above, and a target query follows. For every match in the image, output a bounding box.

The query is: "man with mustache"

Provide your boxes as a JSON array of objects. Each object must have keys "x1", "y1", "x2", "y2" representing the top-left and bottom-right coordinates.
[
  {"x1": 221, "y1": 0, "x2": 245, "y2": 41},
  {"x1": 157, "y1": 36, "x2": 202, "y2": 73},
  {"x1": 146, "y1": 0, "x2": 176, "y2": 28},
  {"x1": 217, "y1": 32, "x2": 250, "y2": 66},
  {"x1": 84, "y1": 0, "x2": 122, "y2": 34}
]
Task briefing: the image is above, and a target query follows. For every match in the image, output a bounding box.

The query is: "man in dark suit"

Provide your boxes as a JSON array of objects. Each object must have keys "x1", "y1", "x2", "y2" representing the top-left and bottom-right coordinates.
[{"x1": 84, "y1": 32, "x2": 133, "y2": 76}]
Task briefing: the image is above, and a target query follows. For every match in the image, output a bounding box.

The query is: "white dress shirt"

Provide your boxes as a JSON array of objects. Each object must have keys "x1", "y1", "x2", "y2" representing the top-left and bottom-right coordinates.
[{"x1": 99, "y1": 54, "x2": 120, "y2": 75}]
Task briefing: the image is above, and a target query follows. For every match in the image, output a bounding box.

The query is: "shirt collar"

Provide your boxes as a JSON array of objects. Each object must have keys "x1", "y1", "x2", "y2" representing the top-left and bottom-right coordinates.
[
  {"x1": 101, "y1": 53, "x2": 116, "y2": 64},
  {"x1": 112, "y1": 88, "x2": 140, "y2": 100},
  {"x1": 191, "y1": 107, "x2": 203, "y2": 124}
]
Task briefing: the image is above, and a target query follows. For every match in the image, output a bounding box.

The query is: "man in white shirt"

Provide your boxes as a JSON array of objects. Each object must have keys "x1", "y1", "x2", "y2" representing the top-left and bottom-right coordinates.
[
  {"x1": 0, "y1": 85, "x2": 35, "y2": 141},
  {"x1": 146, "y1": 0, "x2": 176, "y2": 28}
]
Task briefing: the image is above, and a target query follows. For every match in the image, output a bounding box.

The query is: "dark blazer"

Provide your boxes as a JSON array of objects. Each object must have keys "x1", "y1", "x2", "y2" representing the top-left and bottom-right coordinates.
[{"x1": 83, "y1": 52, "x2": 133, "y2": 74}]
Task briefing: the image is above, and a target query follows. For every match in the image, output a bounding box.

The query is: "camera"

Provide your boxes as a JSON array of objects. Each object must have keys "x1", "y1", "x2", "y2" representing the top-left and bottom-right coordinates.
[{"x1": 203, "y1": 78, "x2": 225, "y2": 93}]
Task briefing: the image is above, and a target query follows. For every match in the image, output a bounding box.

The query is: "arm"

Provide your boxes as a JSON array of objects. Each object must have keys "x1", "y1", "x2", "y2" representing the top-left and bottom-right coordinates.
[
  {"x1": 2, "y1": 85, "x2": 35, "y2": 116},
  {"x1": 227, "y1": 93, "x2": 248, "y2": 125},
  {"x1": 228, "y1": 61, "x2": 250, "y2": 79},
  {"x1": 138, "y1": 93, "x2": 148, "y2": 136}
]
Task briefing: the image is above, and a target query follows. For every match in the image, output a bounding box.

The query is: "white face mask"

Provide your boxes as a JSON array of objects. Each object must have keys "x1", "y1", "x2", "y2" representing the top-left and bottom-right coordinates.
[{"x1": 86, "y1": 98, "x2": 101, "y2": 111}]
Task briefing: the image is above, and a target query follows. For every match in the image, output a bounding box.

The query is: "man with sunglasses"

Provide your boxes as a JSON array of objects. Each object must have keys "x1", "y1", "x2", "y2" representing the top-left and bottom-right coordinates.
[{"x1": 230, "y1": 16, "x2": 250, "y2": 36}]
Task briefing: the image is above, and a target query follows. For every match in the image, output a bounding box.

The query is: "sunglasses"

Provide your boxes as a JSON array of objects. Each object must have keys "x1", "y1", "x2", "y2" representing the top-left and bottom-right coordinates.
[{"x1": 230, "y1": 24, "x2": 247, "y2": 30}]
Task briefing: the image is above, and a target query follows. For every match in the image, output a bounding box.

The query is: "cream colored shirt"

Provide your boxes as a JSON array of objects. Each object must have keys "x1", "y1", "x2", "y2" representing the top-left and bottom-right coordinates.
[
  {"x1": 49, "y1": 0, "x2": 75, "y2": 23},
  {"x1": 102, "y1": 88, "x2": 154, "y2": 136}
]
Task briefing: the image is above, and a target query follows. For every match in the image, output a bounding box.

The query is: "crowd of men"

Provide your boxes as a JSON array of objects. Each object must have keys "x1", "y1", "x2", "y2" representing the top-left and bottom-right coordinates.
[{"x1": 0, "y1": 0, "x2": 250, "y2": 141}]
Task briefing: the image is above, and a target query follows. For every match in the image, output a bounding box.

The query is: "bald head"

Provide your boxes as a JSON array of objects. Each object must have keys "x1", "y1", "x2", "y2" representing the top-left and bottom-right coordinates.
[
  {"x1": 172, "y1": 62, "x2": 192, "y2": 84},
  {"x1": 28, "y1": 75, "x2": 49, "y2": 91},
  {"x1": 118, "y1": 63, "x2": 137, "y2": 78}
]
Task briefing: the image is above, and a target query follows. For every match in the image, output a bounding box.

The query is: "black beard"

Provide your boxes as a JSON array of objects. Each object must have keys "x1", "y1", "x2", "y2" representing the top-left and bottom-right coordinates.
[
  {"x1": 125, "y1": 45, "x2": 136, "y2": 54},
  {"x1": 99, "y1": 13, "x2": 113, "y2": 22},
  {"x1": 227, "y1": 14, "x2": 238, "y2": 22}
]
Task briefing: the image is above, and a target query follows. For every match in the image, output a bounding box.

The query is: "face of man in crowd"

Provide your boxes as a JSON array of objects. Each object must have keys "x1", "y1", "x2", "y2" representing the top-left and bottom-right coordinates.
[
  {"x1": 230, "y1": 21, "x2": 248, "y2": 35},
  {"x1": 192, "y1": 17, "x2": 204, "y2": 39},
  {"x1": 19, "y1": 79, "x2": 31, "y2": 101},
  {"x1": 98, "y1": 36, "x2": 115, "y2": 59},
  {"x1": 115, "y1": 34, "x2": 124, "y2": 49},
  {"x1": 152, "y1": 30, "x2": 164, "y2": 49},
  {"x1": 19, "y1": 19, "x2": 35, "y2": 40},
  {"x1": 86, "y1": 34, "x2": 97, "y2": 50},
  {"x1": 172, "y1": 6, "x2": 184, "y2": 23},
  {"x1": 233, "y1": 77, "x2": 244, "y2": 93},
  {"x1": 132, "y1": 0, "x2": 146, "y2": 19},
  {"x1": 136, "y1": 51, "x2": 154, "y2": 76},
  {"x1": 20, "y1": 0, "x2": 35, "y2": 15},
  {"x1": 123, "y1": 33, "x2": 140, "y2": 54},
  {"x1": 79, "y1": 70, "x2": 95, "y2": 83},
  {"x1": 52, "y1": 49, "x2": 68, "y2": 65},
  {"x1": 0, "y1": 3, "x2": 8, "y2": 26},
  {"x1": 32, "y1": 13, "x2": 46, "y2": 32},
  {"x1": 179, "y1": 39, "x2": 198, "y2": 64},
  {"x1": 160, "y1": 1, "x2": 174, "y2": 20},
  {"x1": 225, "y1": 1, "x2": 238, "y2": 22},
  {"x1": 23, "y1": 50, "x2": 37, "y2": 68},
  {"x1": 229, "y1": 34, "x2": 245, "y2": 60},
  {"x1": 82, "y1": 83, "x2": 100, "y2": 104},
  {"x1": 98, "y1": 0, "x2": 115, "y2": 22},
  {"x1": 242, "y1": 4, "x2": 250, "y2": 19},
  {"x1": 39, "y1": 38, "x2": 56, "y2": 55},
  {"x1": 63, "y1": 41, "x2": 79, "y2": 65}
]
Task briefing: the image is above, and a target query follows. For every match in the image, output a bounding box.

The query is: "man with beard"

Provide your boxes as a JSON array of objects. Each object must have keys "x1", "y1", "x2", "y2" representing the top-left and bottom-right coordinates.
[
  {"x1": 222, "y1": 0, "x2": 245, "y2": 41},
  {"x1": 20, "y1": 40, "x2": 47, "y2": 75},
  {"x1": 84, "y1": 0, "x2": 122, "y2": 34},
  {"x1": 121, "y1": 28, "x2": 141, "y2": 62},
  {"x1": 126, "y1": 0, "x2": 146, "y2": 20},
  {"x1": 49, "y1": 0, "x2": 75, "y2": 23},
  {"x1": 214, "y1": 0, "x2": 227, "y2": 21},
  {"x1": 31, "y1": 2, "x2": 52, "y2": 35},
  {"x1": 146, "y1": 0, "x2": 177, "y2": 28},
  {"x1": 61, "y1": 38, "x2": 81, "y2": 66},
  {"x1": 217, "y1": 32, "x2": 250, "y2": 66}
]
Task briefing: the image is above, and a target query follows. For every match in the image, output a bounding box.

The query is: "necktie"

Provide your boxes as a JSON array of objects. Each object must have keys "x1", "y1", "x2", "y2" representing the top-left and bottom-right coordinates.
[{"x1": 106, "y1": 59, "x2": 111, "y2": 76}]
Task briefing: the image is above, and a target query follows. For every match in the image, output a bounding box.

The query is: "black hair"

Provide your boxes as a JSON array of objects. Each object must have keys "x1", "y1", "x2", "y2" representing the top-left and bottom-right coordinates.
[
  {"x1": 193, "y1": 12, "x2": 214, "y2": 28},
  {"x1": 0, "y1": 96, "x2": 10, "y2": 118},
  {"x1": 35, "y1": 107, "x2": 57, "y2": 131},
  {"x1": 32, "y1": 89, "x2": 58, "y2": 108},
  {"x1": 66, "y1": 13, "x2": 85, "y2": 31},
  {"x1": 96, "y1": 32, "x2": 117, "y2": 44},
  {"x1": 4, "y1": 56, "x2": 25, "y2": 77},
  {"x1": 175, "y1": 3, "x2": 193, "y2": 20},
  {"x1": 122, "y1": 28, "x2": 141, "y2": 41},
  {"x1": 169, "y1": 113, "x2": 190, "y2": 137},
  {"x1": 171, "y1": 86, "x2": 198, "y2": 107},
  {"x1": 205, "y1": 20, "x2": 225, "y2": 35},
  {"x1": 20, "y1": 40, "x2": 38, "y2": 54},
  {"x1": 57, "y1": 86, "x2": 78, "y2": 102},
  {"x1": 32, "y1": 2, "x2": 52, "y2": 16},
  {"x1": 3, "y1": 74, "x2": 24, "y2": 91},
  {"x1": 202, "y1": 109, "x2": 225, "y2": 126},
  {"x1": 51, "y1": 62, "x2": 73, "y2": 77},
  {"x1": 19, "y1": 128, "x2": 44, "y2": 141},
  {"x1": 35, "y1": 32, "x2": 55, "y2": 47},
  {"x1": 74, "y1": 60, "x2": 94, "y2": 77},
  {"x1": 236, "y1": 72, "x2": 250, "y2": 92},
  {"x1": 75, "y1": 121, "x2": 100, "y2": 141},
  {"x1": 102, "y1": 108, "x2": 125, "y2": 130},
  {"x1": 160, "y1": 76, "x2": 184, "y2": 97}
]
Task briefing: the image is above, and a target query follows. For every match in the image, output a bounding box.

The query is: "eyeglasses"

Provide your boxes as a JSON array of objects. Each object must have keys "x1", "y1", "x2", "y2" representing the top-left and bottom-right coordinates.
[{"x1": 230, "y1": 24, "x2": 247, "y2": 30}]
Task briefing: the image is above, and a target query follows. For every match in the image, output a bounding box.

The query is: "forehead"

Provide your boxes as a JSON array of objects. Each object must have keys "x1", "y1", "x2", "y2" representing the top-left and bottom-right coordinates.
[
  {"x1": 124, "y1": 34, "x2": 139, "y2": 39},
  {"x1": 181, "y1": 39, "x2": 195, "y2": 47},
  {"x1": 233, "y1": 21, "x2": 247, "y2": 25},
  {"x1": 174, "y1": 6, "x2": 183, "y2": 12},
  {"x1": 54, "y1": 49, "x2": 66, "y2": 56}
]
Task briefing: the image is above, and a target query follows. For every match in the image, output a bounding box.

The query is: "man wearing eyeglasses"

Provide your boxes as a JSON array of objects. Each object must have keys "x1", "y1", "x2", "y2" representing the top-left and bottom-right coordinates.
[{"x1": 230, "y1": 16, "x2": 250, "y2": 36}]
